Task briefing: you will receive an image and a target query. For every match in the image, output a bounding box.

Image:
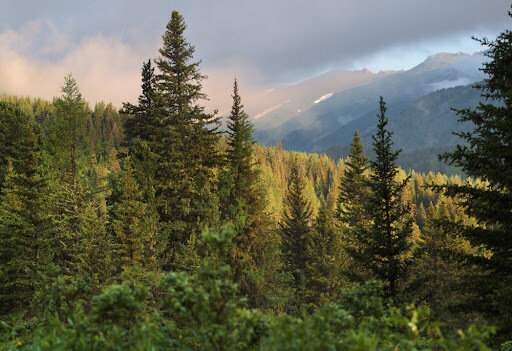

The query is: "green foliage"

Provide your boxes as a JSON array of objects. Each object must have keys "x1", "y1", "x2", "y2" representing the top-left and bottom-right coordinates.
[
  {"x1": 337, "y1": 129, "x2": 372, "y2": 281},
  {"x1": 220, "y1": 79, "x2": 272, "y2": 306},
  {"x1": 437, "y1": 13, "x2": 512, "y2": 340},
  {"x1": 111, "y1": 158, "x2": 159, "y2": 271},
  {"x1": 306, "y1": 200, "x2": 345, "y2": 309},
  {"x1": 353, "y1": 97, "x2": 414, "y2": 299},
  {"x1": 280, "y1": 160, "x2": 314, "y2": 312}
]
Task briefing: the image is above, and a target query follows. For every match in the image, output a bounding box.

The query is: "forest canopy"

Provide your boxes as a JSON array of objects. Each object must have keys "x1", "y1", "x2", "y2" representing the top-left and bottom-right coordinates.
[{"x1": 1, "y1": 8, "x2": 512, "y2": 351}]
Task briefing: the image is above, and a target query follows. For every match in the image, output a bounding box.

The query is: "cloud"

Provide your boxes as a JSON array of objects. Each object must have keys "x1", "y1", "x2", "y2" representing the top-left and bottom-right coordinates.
[
  {"x1": 1, "y1": 0, "x2": 509, "y2": 86},
  {"x1": 0, "y1": 20, "x2": 268, "y2": 114},
  {"x1": 0, "y1": 20, "x2": 155, "y2": 107}
]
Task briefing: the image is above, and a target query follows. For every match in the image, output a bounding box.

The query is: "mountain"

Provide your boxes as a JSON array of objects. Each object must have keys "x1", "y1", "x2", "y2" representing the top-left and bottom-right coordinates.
[
  {"x1": 318, "y1": 83, "x2": 484, "y2": 175},
  {"x1": 254, "y1": 52, "x2": 485, "y2": 152},
  {"x1": 250, "y1": 69, "x2": 398, "y2": 141}
]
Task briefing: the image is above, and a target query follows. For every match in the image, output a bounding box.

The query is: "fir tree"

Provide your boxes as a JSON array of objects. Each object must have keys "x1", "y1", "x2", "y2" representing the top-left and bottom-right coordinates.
[
  {"x1": 356, "y1": 97, "x2": 414, "y2": 299},
  {"x1": 152, "y1": 11, "x2": 221, "y2": 266},
  {"x1": 50, "y1": 74, "x2": 87, "y2": 187},
  {"x1": 220, "y1": 79, "x2": 269, "y2": 302},
  {"x1": 306, "y1": 200, "x2": 345, "y2": 309},
  {"x1": 336, "y1": 129, "x2": 372, "y2": 280},
  {"x1": 77, "y1": 201, "x2": 110, "y2": 294},
  {"x1": 280, "y1": 160, "x2": 313, "y2": 311},
  {"x1": 438, "y1": 19, "x2": 512, "y2": 338},
  {"x1": 112, "y1": 159, "x2": 159, "y2": 271},
  {"x1": 0, "y1": 108, "x2": 52, "y2": 315},
  {"x1": 49, "y1": 76, "x2": 88, "y2": 275}
]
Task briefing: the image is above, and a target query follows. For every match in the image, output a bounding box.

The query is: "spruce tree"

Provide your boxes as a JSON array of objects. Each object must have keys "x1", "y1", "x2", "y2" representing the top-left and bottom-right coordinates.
[
  {"x1": 77, "y1": 201, "x2": 110, "y2": 294},
  {"x1": 121, "y1": 59, "x2": 157, "y2": 150},
  {"x1": 153, "y1": 11, "x2": 220, "y2": 265},
  {"x1": 49, "y1": 76, "x2": 88, "y2": 275},
  {"x1": 50, "y1": 74, "x2": 87, "y2": 187},
  {"x1": 220, "y1": 79, "x2": 269, "y2": 302},
  {"x1": 111, "y1": 159, "x2": 159, "y2": 271},
  {"x1": 336, "y1": 129, "x2": 372, "y2": 280},
  {"x1": 306, "y1": 200, "x2": 344, "y2": 309},
  {"x1": 280, "y1": 160, "x2": 313, "y2": 311},
  {"x1": 356, "y1": 97, "x2": 413, "y2": 299},
  {"x1": 0, "y1": 108, "x2": 52, "y2": 315},
  {"x1": 438, "y1": 19, "x2": 512, "y2": 337}
]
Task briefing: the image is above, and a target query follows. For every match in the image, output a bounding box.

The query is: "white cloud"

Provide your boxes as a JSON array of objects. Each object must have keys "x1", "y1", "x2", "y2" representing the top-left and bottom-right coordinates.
[{"x1": 0, "y1": 21, "x2": 155, "y2": 107}]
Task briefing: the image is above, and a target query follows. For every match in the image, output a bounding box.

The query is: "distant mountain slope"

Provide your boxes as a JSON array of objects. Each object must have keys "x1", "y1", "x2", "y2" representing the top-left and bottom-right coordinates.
[
  {"x1": 318, "y1": 83, "x2": 485, "y2": 175},
  {"x1": 321, "y1": 83, "x2": 482, "y2": 153},
  {"x1": 251, "y1": 68, "x2": 397, "y2": 133},
  {"x1": 255, "y1": 52, "x2": 485, "y2": 151}
]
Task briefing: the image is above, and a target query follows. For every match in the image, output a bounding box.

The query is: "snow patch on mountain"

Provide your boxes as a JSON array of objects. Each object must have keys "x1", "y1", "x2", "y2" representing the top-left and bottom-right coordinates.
[
  {"x1": 313, "y1": 92, "x2": 333, "y2": 104},
  {"x1": 254, "y1": 100, "x2": 291, "y2": 119}
]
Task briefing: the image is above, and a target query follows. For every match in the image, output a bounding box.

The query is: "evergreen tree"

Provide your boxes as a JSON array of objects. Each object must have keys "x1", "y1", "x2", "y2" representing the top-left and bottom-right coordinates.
[
  {"x1": 152, "y1": 11, "x2": 221, "y2": 266},
  {"x1": 0, "y1": 108, "x2": 51, "y2": 315},
  {"x1": 411, "y1": 200, "x2": 472, "y2": 325},
  {"x1": 49, "y1": 76, "x2": 88, "y2": 275},
  {"x1": 49, "y1": 74, "x2": 88, "y2": 187},
  {"x1": 220, "y1": 79, "x2": 269, "y2": 302},
  {"x1": 306, "y1": 200, "x2": 344, "y2": 309},
  {"x1": 112, "y1": 159, "x2": 159, "y2": 271},
  {"x1": 0, "y1": 101, "x2": 36, "y2": 190},
  {"x1": 438, "y1": 20, "x2": 512, "y2": 338},
  {"x1": 336, "y1": 129, "x2": 372, "y2": 280},
  {"x1": 355, "y1": 97, "x2": 413, "y2": 299},
  {"x1": 77, "y1": 201, "x2": 110, "y2": 295},
  {"x1": 280, "y1": 160, "x2": 313, "y2": 311},
  {"x1": 121, "y1": 59, "x2": 157, "y2": 148}
]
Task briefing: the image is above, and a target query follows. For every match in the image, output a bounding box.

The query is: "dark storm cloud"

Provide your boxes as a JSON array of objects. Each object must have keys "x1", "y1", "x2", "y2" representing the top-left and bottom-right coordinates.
[{"x1": 0, "y1": 0, "x2": 510, "y2": 83}]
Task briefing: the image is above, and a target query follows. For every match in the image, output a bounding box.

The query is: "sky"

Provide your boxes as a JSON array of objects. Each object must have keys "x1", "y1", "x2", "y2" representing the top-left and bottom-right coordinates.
[{"x1": 0, "y1": 0, "x2": 510, "y2": 111}]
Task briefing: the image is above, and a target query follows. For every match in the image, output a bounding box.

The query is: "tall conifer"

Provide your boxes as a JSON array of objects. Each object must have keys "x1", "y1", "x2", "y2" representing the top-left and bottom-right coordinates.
[
  {"x1": 221, "y1": 79, "x2": 268, "y2": 300},
  {"x1": 0, "y1": 105, "x2": 51, "y2": 315},
  {"x1": 438, "y1": 21, "x2": 512, "y2": 338},
  {"x1": 336, "y1": 130, "x2": 372, "y2": 280},
  {"x1": 153, "y1": 11, "x2": 220, "y2": 265},
  {"x1": 280, "y1": 160, "x2": 313, "y2": 311},
  {"x1": 355, "y1": 97, "x2": 413, "y2": 299}
]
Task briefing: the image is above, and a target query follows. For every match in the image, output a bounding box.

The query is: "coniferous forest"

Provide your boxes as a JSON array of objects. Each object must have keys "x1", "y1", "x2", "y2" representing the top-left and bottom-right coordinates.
[{"x1": 1, "y1": 9, "x2": 512, "y2": 350}]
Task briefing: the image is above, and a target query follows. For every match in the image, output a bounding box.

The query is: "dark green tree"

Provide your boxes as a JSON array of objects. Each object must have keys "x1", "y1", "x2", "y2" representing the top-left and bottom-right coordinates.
[
  {"x1": 0, "y1": 108, "x2": 52, "y2": 315},
  {"x1": 220, "y1": 79, "x2": 269, "y2": 302},
  {"x1": 49, "y1": 74, "x2": 88, "y2": 187},
  {"x1": 121, "y1": 59, "x2": 157, "y2": 150},
  {"x1": 306, "y1": 200, "x2": 345, "y2": 309},
  {"x1": 48, "y1": 76, "x2": 88, "y2": 276},
  {"x1": 280, "y1": 160, "x2": 313, "y2": 311},
  {"x1": 111, "y1": 159, "x2": 159, "y2": 271},
  {"x1": 336, "y1": 129, "x2": 372, "y2": 280},
  {"x1": 355, "y1": 97, "x2": 413, "y2": 299},
  {"x1": 153, "y1": 11, "x2": 221, "y2": 266},
  {"x1": 438, "y1": 19, "x2": 512, "y2": 338}
]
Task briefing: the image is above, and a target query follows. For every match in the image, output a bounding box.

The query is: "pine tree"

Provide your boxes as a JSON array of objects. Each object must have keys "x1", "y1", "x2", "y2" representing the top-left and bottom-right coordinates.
[
  {"x1": 355, "y1": 97, "x2": 414, "y2": 299},
  {"x1": 280, "y1": 160, "x2": 313, "y2": 311},
  {"x1": 438, "y1": 18, "x2": 512, "y2": 338},
  {"x1": 152, "y1": 11, "x2": 221, "y2": 266},
  {"x1": 220, "y1": 79, "x2": 269, "y2": 302},
  {"x1": 306, "y1": 200, "x2": 345, "y2": 309},
  {"x1": 336, "y1": 129, "x2": 372, "y2": 280}
]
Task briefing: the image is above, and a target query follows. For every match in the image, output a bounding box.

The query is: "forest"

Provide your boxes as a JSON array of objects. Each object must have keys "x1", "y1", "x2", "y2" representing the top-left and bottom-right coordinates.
[{"x1": 0, "y1": 9, "x2": 511, "y2": 350}]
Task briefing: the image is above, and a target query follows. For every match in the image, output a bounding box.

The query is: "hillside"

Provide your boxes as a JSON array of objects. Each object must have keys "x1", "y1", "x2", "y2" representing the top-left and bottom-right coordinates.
[{"x1": 254, "y1": 52, "x2": 485, "y2": 152}]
